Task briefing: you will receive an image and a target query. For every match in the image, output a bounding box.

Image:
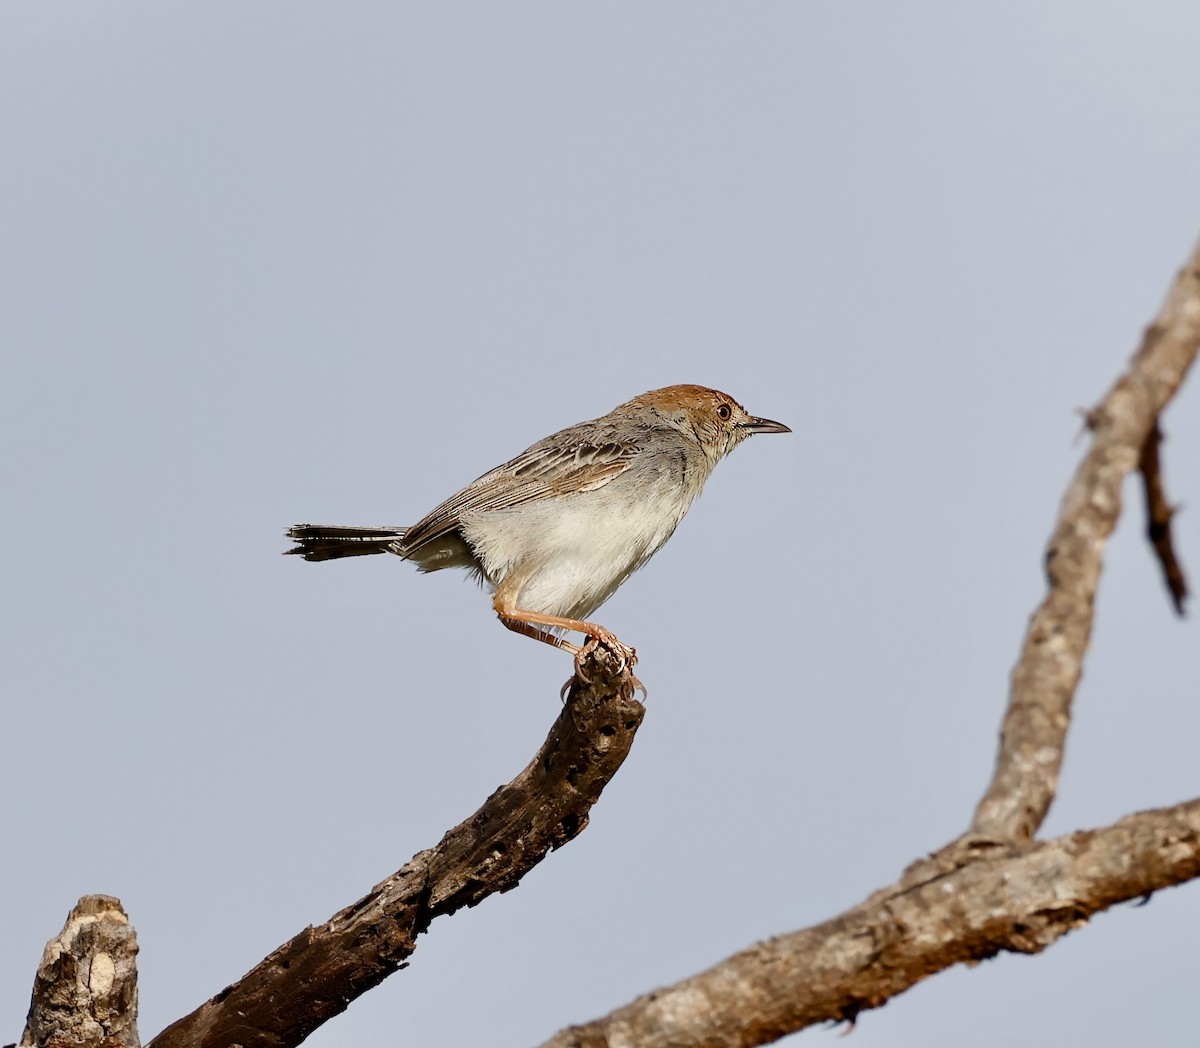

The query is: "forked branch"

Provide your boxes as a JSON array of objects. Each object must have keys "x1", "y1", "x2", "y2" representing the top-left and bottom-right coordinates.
[
  {"x1": 540, "y1": 801, "x2": 1200, "y2": 1048},
  {"x1": 538, "y1": 236, "x2": 1200, "y2": 1048},
  {"x1": 15, "y1": 241, "x2": 1199, "y2": 1048},
  {"x1": 971, "y1": 238, "x2": 1199, "y2": 842}
]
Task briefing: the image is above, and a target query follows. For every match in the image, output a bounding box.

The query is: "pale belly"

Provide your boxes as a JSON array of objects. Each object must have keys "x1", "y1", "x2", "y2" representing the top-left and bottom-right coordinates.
[{"x1": 459, "y1": 486, "x2": 695, "y2": 620}]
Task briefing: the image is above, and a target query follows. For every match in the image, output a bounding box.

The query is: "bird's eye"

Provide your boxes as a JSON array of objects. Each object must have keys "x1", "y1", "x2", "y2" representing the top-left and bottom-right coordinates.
[{"x1": 717, "y1": 404, "x2": 732, "y2": 421}]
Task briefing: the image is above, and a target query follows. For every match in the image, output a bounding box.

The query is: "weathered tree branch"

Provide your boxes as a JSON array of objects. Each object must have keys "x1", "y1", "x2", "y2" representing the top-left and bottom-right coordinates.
[
  {"x1": 537, "y1": 237, "x2": 1200, "y2": 1048},
  {"x1": 141, "y1": 649, "x2": 643, "y2": 1048},
  {"x1": 17, "y1": 242, "x2": 1198, "y2": 1048},
  {"x1": 539, "y1": 800, "x2": 1200, "y2": 1048},
  {"x1": 970, "y1": 238, "x2": 1200, "y2": 843},
  {"x1": 18, "y1": 895, "x2": 140, "y2": 1048}
]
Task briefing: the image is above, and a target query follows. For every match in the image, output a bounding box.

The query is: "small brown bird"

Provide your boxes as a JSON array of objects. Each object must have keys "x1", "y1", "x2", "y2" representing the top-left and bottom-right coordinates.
[{"x1": 287, "y1": 384, "x2": 789, "y2": 671}]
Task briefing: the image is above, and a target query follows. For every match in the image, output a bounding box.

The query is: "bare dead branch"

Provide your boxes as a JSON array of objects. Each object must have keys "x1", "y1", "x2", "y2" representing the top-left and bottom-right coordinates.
[
  {"x1": 970, "y1": 239, "x2": 1200, "y2": 843},
  {"x1": 1139, "y1": 421, "x2": 1189, "y2": 614},
  {"x1": 16, "y1": 245, "x2": 1198, "y2": 1048},
  {"x1": 146, "y1": 649, "x2": 644, "y2": 1048},
  {"x1": 18, "y1": 895, "x2": 140, "y2": 1048},
  {"x1": 538, "y1": 799, "x2": 1200, "y2": 1048},
  {"x1": 537, "y1": 238, "x2": 1200, "y2": 1048}
]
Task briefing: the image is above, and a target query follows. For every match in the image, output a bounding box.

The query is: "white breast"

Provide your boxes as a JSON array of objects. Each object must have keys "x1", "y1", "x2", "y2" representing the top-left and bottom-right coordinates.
[{"x1": 460, "y1": 474, "x2": 701, "y2": 621}]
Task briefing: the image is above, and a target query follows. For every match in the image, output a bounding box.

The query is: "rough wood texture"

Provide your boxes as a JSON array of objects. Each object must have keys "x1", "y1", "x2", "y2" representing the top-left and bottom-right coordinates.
[
  {"x1": 539, "y1": 801, "x2": 1200, "y2": 1048},
  {"x1": 146, "y1": 647, "x2": 644, "y2": 1048},
  {"x1": 970, "y1": 240, "x2": 1200, "y2": 843},
  {"x1": 16, "y1": 240, "x2": 1199, "y2": 1048},
  {"x1": 536, "y1": 236, "x2": 1200, "y2": 1048},
  {"x1": 19, "y1": 895, "x2": 140, "y2": 1048}
]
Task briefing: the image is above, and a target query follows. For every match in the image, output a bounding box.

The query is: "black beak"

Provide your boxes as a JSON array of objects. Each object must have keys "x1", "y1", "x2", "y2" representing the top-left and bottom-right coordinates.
[{"x1": 742, "y1": 416, "x2": 791, "y2": 435}]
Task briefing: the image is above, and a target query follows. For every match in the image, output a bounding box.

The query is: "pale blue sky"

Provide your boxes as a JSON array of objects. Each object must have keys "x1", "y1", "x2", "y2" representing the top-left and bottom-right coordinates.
[{"x1": 3, "y1": 5, "x2": 1199, "y2": 1046}]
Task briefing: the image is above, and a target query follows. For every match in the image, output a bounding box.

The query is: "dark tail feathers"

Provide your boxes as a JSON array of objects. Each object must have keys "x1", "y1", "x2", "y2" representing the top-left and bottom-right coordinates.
[{"x1": 285, "y1": 524, "x2": 407, "y2": 562}]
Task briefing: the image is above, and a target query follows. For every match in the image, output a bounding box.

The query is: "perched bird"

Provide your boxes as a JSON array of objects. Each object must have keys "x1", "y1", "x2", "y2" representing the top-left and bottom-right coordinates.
[{"x1": 286, "y1": 384, "x2": 789, "y2": 673}]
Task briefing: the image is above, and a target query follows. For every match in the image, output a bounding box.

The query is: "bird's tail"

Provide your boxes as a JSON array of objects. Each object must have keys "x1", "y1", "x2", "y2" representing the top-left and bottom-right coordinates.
[{"x1": 285, "y1": 524, "x2": 407, "y2": 562}]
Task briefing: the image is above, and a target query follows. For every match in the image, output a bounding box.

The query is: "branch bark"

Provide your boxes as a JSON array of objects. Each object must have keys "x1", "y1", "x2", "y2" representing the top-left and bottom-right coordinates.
[
  {"x1": 144, "y1": 649, "x2": 643, "y2": 1048},
  {"x1": 537, "y1": 236, "x2": 1200, "y2": 1047},
  {"x1": 16, "y1": 242, "x2": 1198, "y2": 1048},
  {"x1": 971, "y1": 238, "x2": 1200, "y2": 842},
  {"x1": 540, "y1": 800, "x2": 1200, "y2": 1048},
  {"x1": 18, "y1": 895, "x2": 140, "y2": 1048}
]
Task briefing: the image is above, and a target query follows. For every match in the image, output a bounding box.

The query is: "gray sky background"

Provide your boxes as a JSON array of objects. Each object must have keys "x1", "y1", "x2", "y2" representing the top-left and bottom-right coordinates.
[{"x1": 3, "y1": 5, "x2": 1199, "y2": 1046}]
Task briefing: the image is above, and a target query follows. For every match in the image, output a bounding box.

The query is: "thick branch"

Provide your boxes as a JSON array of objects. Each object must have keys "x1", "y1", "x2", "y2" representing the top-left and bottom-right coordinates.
[
  {"x1": 22, "y1": 246, "x2": 1197, "y2": 1048},
  {"x1": 19, "y1": 894, "x2": 140, "y2": 1048},
  {"x1": 148, "y1": 649, "x2": 644, "y2": 1048},
  {"x1": 970, "y1": 239, "x2": 1200, "y2": 842},
  {"x1": 541, "y1": 238, "x2": 1200, "y2": 1048},
  {"x1": 540, "y1": 799, "x2": 1200, "y2": 1048}
]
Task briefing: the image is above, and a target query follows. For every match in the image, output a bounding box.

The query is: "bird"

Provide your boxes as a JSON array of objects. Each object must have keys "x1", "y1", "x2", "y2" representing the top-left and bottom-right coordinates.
[{"x1": 286, "y1": 384, "x2": 789, "y2": 676}]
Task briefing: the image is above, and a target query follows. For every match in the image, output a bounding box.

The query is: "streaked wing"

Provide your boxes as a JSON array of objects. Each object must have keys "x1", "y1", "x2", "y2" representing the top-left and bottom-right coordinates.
[
  {"x1": 402, "y1": 434, "x2": 641, "y2": 552},
  {"x1": 510, "y1": 440, "x2": 635, "y2": 490}
]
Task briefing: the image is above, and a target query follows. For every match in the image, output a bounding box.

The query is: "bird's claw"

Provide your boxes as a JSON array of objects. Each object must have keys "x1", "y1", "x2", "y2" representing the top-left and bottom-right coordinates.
[
  {"x1": 573, "y1": 648, "x2": 595, "y2": 683},
  {"x1": 562, "y1": 633, "x2": 645, "y2": 700}
]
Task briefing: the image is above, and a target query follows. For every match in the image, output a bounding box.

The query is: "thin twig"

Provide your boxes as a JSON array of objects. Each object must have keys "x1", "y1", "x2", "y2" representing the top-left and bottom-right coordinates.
[{"x1": 1139, "y1": 421, "x2": 1189, "y2": 615}]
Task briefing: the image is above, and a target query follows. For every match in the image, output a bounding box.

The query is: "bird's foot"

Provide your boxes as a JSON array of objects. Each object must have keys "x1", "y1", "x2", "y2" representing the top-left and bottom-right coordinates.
[
  {"x1": 578, "y1": 631, "x2": 637, "y2": 676},
  {"x1": 563, "y1": 632, "x2": 645, "y2": 701}
]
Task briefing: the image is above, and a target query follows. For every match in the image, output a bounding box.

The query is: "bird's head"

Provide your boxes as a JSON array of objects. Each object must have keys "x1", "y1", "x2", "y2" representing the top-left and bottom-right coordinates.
[{"x1": 629, "y1": 384, "x2": 791, "y2": 465}]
